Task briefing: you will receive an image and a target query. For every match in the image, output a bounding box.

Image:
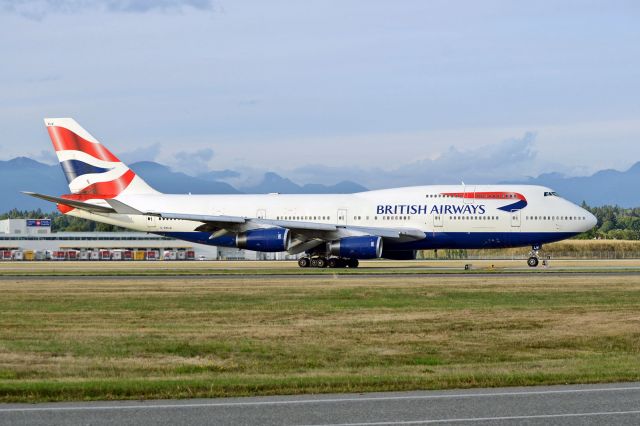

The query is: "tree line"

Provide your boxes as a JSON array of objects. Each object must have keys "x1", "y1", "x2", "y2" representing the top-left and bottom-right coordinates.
[
  {"x1": 2, "y1": 204, "x2": 640, "y2": 239},
  {"x1": 577, "y1": 203, "x2": 640, "y2": 240},
  {"x1": 0, "y1": 209, "x2": 122, "y2": 232}
]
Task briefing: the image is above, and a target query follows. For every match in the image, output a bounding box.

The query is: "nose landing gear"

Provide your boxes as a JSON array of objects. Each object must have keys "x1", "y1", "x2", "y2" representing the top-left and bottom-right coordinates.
[{"x1": 527, "y1": 244, "x2": 548, "y2": 267}]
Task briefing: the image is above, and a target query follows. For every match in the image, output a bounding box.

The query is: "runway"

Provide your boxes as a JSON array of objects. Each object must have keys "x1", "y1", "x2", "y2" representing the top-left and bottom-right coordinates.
[
  {"x1": 1, "y1": 382, "x2": 639, "y2": 425},
  {"x1": 1, "y1": 259, "x2": 640, "y2": 280},
  {"x1": 2, "y1": 259, "x2": 640, "y2": 276}
]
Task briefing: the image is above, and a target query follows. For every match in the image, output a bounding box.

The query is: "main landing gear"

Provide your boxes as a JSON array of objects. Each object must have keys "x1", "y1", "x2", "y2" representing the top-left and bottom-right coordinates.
[{"x1": 298, "y1": 257, "x2": 359, "y2": 268}]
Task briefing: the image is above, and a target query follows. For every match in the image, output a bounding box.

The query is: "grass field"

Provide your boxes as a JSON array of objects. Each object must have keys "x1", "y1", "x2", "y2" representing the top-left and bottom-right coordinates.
[{"x1": 0, "y1": 272, "x2": 639, "y2": 402}]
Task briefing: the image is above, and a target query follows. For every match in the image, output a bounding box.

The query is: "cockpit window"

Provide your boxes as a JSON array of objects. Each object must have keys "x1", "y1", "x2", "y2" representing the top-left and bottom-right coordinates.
[{"x1": 544, "y1": 191, "x2": 559, "y2": 197}]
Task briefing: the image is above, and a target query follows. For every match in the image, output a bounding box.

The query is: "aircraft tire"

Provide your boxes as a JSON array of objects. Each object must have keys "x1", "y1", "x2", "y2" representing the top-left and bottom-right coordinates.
[
  {"x1": 527, "y1": 257, "x2": 539, "y2": 267},
  {"x1": 316, "y1": 257, "x2": 327, "y2": 268},
  {"x1": 298, "y1": 257, "x2": 310, "y2": 268},
  {"x1": 328, "y1": 258, "x2": 339, "y2": 268},
  {"x1": 347, "y1": 258, "x2": 359, "y2": 268}
]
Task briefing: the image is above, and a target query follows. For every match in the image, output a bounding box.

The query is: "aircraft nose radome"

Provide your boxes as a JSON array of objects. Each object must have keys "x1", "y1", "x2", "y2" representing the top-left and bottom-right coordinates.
[{"x1": 586, "y1": 211, "x2": 598, "y2": 230}]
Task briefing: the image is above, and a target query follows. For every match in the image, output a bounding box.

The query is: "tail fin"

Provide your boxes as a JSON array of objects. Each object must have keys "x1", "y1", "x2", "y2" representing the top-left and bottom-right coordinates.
[{"x1": 44, "y1": 118, "x2": 158, "y2": 197}]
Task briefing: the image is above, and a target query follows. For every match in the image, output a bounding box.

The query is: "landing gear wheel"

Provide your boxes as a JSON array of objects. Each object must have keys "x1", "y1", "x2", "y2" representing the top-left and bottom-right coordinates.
[
  {"x1": 298, "y1": 257, "x2": 310, "y2": 268},
  {"x1": 328, "y1": 258, "x2": 339, "y2": 268},
  {"x1": 527, "y1": 257, "x2": 539, "y2": 268},
  {"x1": 347, "y1": 258, "x2": 359, "y2": 268},
  {"x1": 310, "y1": 258, "x2": 319, "y2": 267},
  {"x1": 316, "y1": 257, "x2": 327, "y2": 268}
]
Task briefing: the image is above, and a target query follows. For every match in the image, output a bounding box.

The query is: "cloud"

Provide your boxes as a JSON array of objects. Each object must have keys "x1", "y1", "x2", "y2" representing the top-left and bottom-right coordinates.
[
  {"x1": 106, "y1": 0, "x2": 212, "y2": 13},
  {"x1": 169, "y1": 147, "x2": 215, "y2": 176},
  {"x1": 198, "y1": 169, "x2": 241, "y2": 180},
  {"x1": 115, "y1": 132, "x2": 539, "y2": 188},
  {"x1": 288, "y1": 132, "x2": 539, "y2": 188},
  {"x1": 397, "y1": 131, "x2": 538, "y2": 185},
  {"x1": 119, "y1": 143, "x2": 162, "y2": 164},
  {"x1": 30, "y1": 149, "x2": 58, "y2": 165},
  {"x1": 2, "y1": 0, "x2": 213, "y2": 19}
]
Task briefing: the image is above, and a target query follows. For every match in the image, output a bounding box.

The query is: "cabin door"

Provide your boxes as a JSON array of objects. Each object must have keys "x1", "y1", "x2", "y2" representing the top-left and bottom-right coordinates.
[
  {"x1": 145, "y1": 215, "x2": 157, "y2": 230},
  {"x1": 510, "y1": 209, "x2": 521, "y2": 229},
  {"x1": 337, "y1": 209, "x2": 347, "y2": 225}
]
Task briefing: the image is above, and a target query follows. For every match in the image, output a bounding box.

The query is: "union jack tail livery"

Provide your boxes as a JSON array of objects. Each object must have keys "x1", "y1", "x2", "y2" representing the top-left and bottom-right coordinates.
[{"x1": 45, "y1": 118, "x2": 157, "y2": 200}]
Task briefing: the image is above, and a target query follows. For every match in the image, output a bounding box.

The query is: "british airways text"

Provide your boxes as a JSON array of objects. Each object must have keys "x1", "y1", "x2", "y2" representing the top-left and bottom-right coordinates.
[{"x1": 376, "y1": 204, "x2": 487, "y2": 215}]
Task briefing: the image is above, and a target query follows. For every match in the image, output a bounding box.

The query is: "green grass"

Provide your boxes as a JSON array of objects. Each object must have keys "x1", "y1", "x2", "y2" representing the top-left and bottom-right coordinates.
[{"x1": 0, "y1": 275, "x2": 639, "y2": 402}]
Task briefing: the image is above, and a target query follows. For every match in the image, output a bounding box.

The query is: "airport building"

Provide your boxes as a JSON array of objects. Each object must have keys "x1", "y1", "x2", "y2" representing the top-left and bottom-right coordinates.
[{"x1": 0, "y1": 218, "x2": 295, "y2": 261}]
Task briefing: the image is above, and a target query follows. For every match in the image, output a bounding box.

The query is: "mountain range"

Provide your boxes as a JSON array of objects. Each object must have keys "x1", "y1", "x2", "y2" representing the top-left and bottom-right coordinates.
[
  {"x1": 0, "y1": 157, "x2": 367, "y2": 211},
  {"x1": 509, "y1": 162, "x2": 640, "y2": 208},
  {"x1": 1, "y1": 157, "x2": 639, "y2": 212}
]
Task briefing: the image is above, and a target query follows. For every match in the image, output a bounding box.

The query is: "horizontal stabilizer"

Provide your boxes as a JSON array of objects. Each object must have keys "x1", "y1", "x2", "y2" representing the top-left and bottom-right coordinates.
[
  {"x1": 104, "y1": 199, "x2": 144, "y2": 215},
  {"x1": 22, "y1": 191, "x2": 116, "y2": 213}
]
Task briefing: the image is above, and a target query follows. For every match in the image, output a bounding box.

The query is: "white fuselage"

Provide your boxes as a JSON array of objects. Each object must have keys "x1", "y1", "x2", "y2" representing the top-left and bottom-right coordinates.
[{"x1": 67, "y1": 184, "x2": 596, "y2": 251}]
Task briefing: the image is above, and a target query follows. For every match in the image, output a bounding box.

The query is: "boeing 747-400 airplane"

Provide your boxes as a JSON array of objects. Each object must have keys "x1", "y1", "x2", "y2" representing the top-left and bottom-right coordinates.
[{"x1": 25, "y1": 118, "x2": 597, "y2": 268}]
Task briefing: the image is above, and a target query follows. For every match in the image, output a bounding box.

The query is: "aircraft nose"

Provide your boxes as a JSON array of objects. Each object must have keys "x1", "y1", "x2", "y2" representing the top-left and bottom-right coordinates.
[{"x1": 586, "y1": 211, "x2": 597, "y2": 230}]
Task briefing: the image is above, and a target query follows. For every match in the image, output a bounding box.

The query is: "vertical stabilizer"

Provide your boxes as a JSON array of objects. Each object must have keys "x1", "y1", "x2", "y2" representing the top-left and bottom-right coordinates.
[{"x1": 44, "y1": 118, "x2": 158, "y2": 198}]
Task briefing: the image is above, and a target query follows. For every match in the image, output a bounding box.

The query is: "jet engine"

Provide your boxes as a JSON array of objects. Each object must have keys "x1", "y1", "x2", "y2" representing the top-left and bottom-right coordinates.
[
  {"x1": 236, "y1": 228, "x2": 290, "y2": 252},
  {"x1": 329, "y1": 236, "x2": 383, "y2": 259}
]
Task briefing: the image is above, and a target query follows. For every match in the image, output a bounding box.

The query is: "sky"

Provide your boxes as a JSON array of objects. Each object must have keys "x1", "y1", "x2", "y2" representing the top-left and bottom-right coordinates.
[{"x1": 1, "y1": 0, "x2": 639, "y2": 188}]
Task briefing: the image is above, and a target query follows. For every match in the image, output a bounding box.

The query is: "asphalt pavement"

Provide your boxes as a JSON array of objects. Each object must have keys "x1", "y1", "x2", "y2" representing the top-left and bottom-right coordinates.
[{"x1": 1, "y1": 382, "x2": 639, "y2": 425}]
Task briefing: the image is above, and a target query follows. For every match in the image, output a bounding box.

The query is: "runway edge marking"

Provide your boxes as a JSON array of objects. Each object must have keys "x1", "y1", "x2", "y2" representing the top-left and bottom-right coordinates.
[{"x1": 1, "y1": 385, "x2": 640, "y2": 412}]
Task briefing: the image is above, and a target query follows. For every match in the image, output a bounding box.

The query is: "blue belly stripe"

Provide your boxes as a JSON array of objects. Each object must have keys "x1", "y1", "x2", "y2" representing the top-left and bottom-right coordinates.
[{"x1": 156, "y1": 231, "x2": 580, "y2": 252}]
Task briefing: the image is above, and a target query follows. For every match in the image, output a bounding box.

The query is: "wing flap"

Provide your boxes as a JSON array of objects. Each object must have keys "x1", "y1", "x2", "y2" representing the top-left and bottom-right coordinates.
[{"x1": 162, "y1": 212, "x2": 247, "y2": 224}]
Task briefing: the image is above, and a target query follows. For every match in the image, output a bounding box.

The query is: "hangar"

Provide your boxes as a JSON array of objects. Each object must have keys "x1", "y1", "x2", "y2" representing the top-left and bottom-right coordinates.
[{"x1": 0, "y1": 218, "x2": 295, "y2": 261}]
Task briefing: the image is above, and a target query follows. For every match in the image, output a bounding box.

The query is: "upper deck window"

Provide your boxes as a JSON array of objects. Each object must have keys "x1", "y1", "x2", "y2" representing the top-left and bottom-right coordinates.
[{"x1": 544, "y1": 191, "x2": 559, "y2": 197}]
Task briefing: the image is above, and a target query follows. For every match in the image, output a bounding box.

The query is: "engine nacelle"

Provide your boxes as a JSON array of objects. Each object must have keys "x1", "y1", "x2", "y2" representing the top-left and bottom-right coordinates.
[
  {"x1": 236, "y1": 228, "x2": 290, "y2": 252},
  {"x1": 329, "y1": 236, "x2": 383, "y2": 259}
]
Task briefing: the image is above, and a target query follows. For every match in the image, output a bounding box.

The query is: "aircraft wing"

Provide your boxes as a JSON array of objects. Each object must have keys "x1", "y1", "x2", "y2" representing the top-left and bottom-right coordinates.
[
  {"x1": 105, "y1": 199, "x2": 425, "y2": 250},
  {"x1": 265, "y1": 221, "x2": 425, "y2": 254},
  {"x1": 159, "y1": 213, "x2": 424, "y2": 242},
  {"x1": 259, "y1": 219, "x2": 424, "y2": 240}
]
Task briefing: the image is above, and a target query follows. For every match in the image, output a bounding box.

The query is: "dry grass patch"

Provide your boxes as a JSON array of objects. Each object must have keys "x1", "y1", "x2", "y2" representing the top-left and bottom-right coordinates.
[{"x1": 0, "y1": 274, "x2": 639, "y2": 401}]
